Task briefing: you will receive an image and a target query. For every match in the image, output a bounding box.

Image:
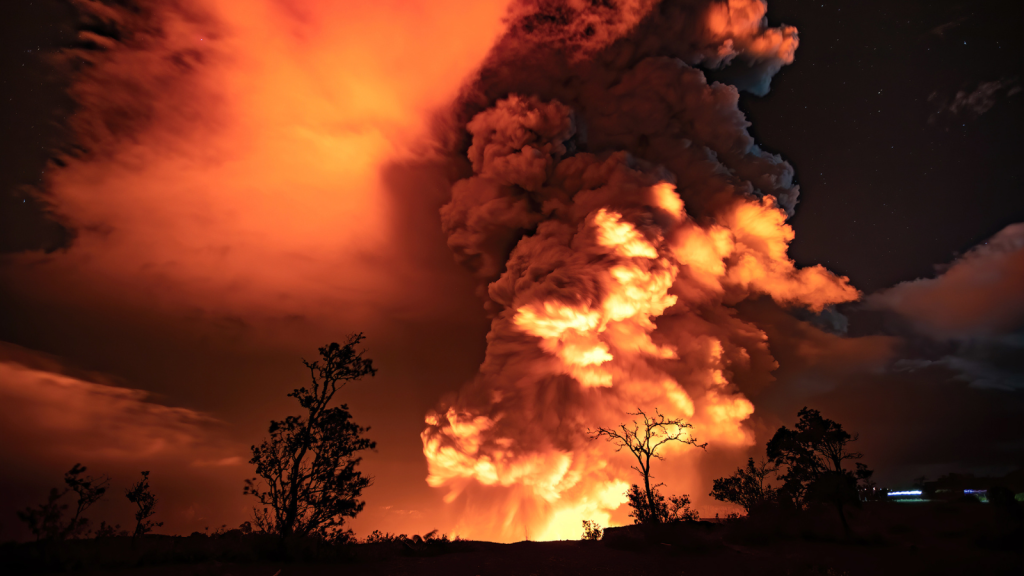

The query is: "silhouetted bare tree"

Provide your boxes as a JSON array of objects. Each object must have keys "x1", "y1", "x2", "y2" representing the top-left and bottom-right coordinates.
[
  {"x1": 590, "y1": 408, "x2": 706, "y2": 524},
  {"x1": 16, "y1": 463, "x2": 109, "y2": 541},
  {"x1": 244, "y1": 334, "x2": 376, "y2": 541},
  {"x1": 710, "y1": 457, "x2": 778, "y2": 513},
  {"x1": 125, "y1": 471, "x2": 162, "y2": 540}
]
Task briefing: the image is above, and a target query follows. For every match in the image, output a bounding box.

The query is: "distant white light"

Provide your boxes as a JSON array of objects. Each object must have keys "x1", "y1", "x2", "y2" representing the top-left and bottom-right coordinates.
[{"x1": 888, "y1": 490, "x2": 922, "y2": 497}]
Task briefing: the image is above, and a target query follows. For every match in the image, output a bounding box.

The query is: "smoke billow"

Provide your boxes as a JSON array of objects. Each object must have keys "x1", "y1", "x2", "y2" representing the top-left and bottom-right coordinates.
[
  {"x1": 8, "y1": 0, "x2": 509, "y2": 334},
  {"x1": 867, "y1": 223, "x2": 1024, "y2": 390},
  {"x1": 421, "y1": 0, "x2": 858, "y2": 541}
]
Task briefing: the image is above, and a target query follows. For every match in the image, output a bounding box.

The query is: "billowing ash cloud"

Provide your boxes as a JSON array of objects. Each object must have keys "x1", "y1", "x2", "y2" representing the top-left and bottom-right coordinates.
[
  {"x1": 868, "y1": 223, "x2": 1024, "y2": 340},
  {"x1": 867, "y1": 223, "x2": 1024, "y2": 390},
  {"x1": 421, "y1": 0, "x2": 858, "y2": 541}
]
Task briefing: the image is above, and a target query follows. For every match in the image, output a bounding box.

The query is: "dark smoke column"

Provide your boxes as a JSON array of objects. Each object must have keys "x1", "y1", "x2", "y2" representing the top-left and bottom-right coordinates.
[{"x1": 422, "y1": 0, "x2": 858, "y2": 542}]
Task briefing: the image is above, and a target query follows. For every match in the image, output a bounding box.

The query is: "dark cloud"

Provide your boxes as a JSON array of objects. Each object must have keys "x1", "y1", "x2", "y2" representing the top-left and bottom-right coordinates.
[
  {"x1": 865, "y1": 223, "x2": 1024, "y2": 390},
  {"x1": 928, "y1": 77, "x2": 1021, "y2": 124},
  {"x1": 734, "y1": 300, "x2": 1022, "y2": 487},
  {"x1": 451, "y1": 0, "x2": 803, "y2": 216},
  {"x1": 867, "y1": 222, "x2": 1024, "y2": 340}
]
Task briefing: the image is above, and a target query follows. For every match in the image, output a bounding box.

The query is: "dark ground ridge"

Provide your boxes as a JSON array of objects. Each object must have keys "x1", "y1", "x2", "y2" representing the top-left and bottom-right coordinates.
[{"x1": 2, "y1": 500, "x2": 1021, "y2": 576}]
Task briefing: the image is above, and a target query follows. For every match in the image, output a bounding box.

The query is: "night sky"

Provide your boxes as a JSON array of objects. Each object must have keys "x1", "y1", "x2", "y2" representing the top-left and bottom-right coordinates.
[
  {"x1": 743, "y1": 0, "x2": 1023, "y2": 293},
  {"x1": 0, "y1": 0, "x2": 1021, "y2": 542}
]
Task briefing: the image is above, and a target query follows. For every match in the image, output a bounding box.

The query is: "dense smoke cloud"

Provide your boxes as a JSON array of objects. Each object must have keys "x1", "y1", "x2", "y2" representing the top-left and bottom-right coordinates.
[
  {"x1": 868, "y1": 223, "x2": 1024, "y2": 340},
  {"x1": 421, "y1": 0, "x2": 859, "y2": 541},
  {"x1": 867, "y1": 223, "x2": 1024, "y2": 390}
]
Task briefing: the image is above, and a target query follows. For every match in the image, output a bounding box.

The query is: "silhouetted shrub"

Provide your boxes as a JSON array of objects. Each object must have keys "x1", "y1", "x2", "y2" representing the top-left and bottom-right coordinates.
[
  {"x1": 710, "y1": 457, "x2": 778, "y2": 512},
  {"x1": 624, "y1": 484, "x2": 699, "y2": 525},
  {"x1": 125, "y1": 471, "x2": 162, "y2": 540},
  {"x1": 581, "y1": 519, "x2": 603, "y2": 540},
  {"x1": 360, "y1": 529, "x2": 452, "y2": 557},
  {"x1": 94, "y1": 521, "x2": 128, "y2": 538},
  {"x1": 666, "y1": 494, "x2": 699, "y2": 521},
  {"x1": 17, "y1": 464, "x2": 110, "y2": 541}
]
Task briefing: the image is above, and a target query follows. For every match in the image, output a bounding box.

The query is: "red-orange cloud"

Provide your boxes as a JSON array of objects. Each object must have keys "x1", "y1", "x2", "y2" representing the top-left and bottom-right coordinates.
[
  {"x1": 13, "y1": 0, "x2": 510, "y2": 333},
  {"x1": 0, "y1": 358, "x2": 236, "y2": 465},
  {"x1": 2, "y1": 0, "x2": 514, "y2": 542},
  {"x1": 867, "y1": 223, "x2": 1024, "y2": 339},
  {"x1": 0, "y1": 343, "x2": 247, "y2": 539}
]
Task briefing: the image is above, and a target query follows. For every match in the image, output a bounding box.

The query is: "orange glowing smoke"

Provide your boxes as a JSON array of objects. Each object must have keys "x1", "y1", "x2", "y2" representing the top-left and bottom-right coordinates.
[
  {"x1": 15, "y1": 0, "x2": 859, "y2": 543},
  {"x1": 13, "y1": 0, "x2": 509, "y2": 329},
  {"x1": 422, "y1": 1, "x2": 858, "y2": 542}
]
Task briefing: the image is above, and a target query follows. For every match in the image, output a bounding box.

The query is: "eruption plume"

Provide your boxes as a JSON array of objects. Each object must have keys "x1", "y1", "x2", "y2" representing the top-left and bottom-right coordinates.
[{"x1": 422, "y1": 0, "x2": 858, "y2": 541}]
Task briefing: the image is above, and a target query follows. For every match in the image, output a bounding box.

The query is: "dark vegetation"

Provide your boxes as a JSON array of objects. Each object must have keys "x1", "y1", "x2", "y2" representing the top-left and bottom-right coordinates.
[
  {"x1": 709, "y1": 457, "x2": 778, "y2": 513},
  {"x1": 12, "y1": 337, "x2": 377, "y2": 542},
  {"x1": 16, "y1": 464, "x2": 109, "y2": 541},
  {"x1": 1, "y1": 498, "x2": 1020, "y2": 575},
  {"x1": 125, "y1": 471, "x2": 162, "y2": 541},
  {"x1": 589, "y1": 408, "x2": 705, "y2": 525},
  {"x1": 6, "y1": 361, "x2": 1021, "y2": 574},
  {"x1": 244, "y1": 334, "x2": 377, "y2": 542},
  {"x1": 711, "y1": 408, "x2": 874, "y2": 532},
  {"x1": 581, "y1": 519, "x2": 602, "y2": 541}
]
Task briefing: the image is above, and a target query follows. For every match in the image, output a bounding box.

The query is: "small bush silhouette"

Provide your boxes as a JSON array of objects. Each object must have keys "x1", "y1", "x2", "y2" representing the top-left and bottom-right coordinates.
[
  {"x1": 581, "y1": 519, "x2": 603, "y2": 540},
  {"x1": 363, "y1": 529, "x2": 449, "y2": 545},
  {"x1": 667, "y1": 494, "x2": 699, "y2": 521},
  {"x1": 626, "y1": 484, "x2": 699, "y2": 524},
  {"x1": 94, "y1": 521, "x2": 129, "y2": 538},
  {"x1": 710, "y1": 457, "x2": 779, "y2": 513},
  {"x1": 125, "y1": 471, "x2": 163, "y2": 540},
  {"x1": 364, "y1": 529, "x2": 405, "y2": 543}
]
